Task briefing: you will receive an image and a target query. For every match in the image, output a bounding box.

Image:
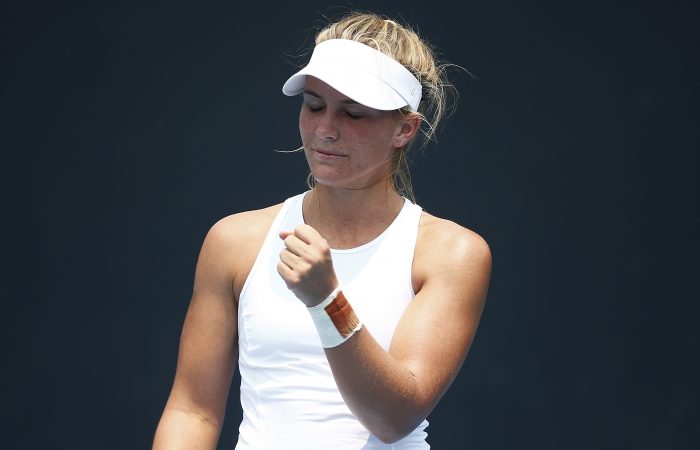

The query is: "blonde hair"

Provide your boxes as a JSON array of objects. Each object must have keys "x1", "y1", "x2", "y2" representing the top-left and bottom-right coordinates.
[{"x1": 313, "y1": 12, "x2": 458, "y2": 201}]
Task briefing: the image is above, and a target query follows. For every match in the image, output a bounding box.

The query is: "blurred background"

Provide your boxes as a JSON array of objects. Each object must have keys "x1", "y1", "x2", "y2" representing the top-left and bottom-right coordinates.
[{"x1": 2, "y1": 0, "x2": 698, "y2": 448}]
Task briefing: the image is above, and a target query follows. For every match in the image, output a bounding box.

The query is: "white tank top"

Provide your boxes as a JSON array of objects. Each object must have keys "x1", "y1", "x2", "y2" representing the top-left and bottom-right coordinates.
[{"x1": 235, "y1": 192, "x2": 429, "y2": 449}]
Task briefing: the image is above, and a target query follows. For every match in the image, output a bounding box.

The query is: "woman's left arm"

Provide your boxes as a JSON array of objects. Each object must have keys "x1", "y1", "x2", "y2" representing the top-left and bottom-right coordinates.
[{"x1": 277, "y1": 218, "x2": 492, "y2": 444}]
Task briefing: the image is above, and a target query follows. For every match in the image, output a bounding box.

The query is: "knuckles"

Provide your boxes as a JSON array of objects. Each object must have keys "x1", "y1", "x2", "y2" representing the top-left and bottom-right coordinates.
[
  {"x1": 317, "y1": 241, "x2": 331, "y2": 255},
  {"x1": 277, "y1": 226, "x2": 335, "y2": 300}
]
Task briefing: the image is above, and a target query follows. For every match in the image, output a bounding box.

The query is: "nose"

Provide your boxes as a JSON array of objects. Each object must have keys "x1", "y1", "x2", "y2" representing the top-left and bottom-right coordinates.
[{"x1": 315, "y1": 110, "x2": 338, "y2": 141}]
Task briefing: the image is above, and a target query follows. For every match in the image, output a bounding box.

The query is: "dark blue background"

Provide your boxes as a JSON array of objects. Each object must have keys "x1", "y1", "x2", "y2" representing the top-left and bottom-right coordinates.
[{"x1": 3, "y1": 1, "x2": 698, "y2": 448}]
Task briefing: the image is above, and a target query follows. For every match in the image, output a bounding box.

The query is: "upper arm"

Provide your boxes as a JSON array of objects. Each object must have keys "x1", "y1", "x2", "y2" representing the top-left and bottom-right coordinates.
[
  {"x1": 165, "y1": 218, "x2": 241, "y2": 425},
  {"x1": 159, "y1": 205, "x2": 279, "y2": 435},
  {"x1": 389, "y1": 218, "x2": 492, "y2": 410}
]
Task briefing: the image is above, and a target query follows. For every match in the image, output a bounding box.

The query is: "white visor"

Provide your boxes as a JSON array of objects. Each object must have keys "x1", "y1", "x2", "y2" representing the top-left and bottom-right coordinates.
[{"x1": 282, "y1": 39, "x2": 422, "y2": 112}]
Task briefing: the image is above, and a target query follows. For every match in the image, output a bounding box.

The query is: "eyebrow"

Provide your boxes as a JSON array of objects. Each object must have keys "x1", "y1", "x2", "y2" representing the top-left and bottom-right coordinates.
[{"x1": 303, "y1": 89, "x2": 359, "y2": 105}]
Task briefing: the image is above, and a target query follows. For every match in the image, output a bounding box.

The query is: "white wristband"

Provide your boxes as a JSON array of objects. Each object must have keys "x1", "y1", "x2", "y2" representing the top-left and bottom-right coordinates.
[{"x1": 307, "y1": 286, "x2": 362, "y2": 348}]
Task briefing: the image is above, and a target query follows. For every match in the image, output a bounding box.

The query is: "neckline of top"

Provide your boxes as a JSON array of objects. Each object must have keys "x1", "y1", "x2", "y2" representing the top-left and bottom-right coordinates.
[{"x1": 297, "y1": 191, "x2": 411, "y2": 254}]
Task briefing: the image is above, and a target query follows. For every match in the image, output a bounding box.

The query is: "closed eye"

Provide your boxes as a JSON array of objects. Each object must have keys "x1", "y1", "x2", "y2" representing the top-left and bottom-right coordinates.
[
  {"x1": 304, "y1": 103, "x2": 324, "y2": 112},
  {"x1": 345, "y1": 111, "x2": 363, "y2": 119}
]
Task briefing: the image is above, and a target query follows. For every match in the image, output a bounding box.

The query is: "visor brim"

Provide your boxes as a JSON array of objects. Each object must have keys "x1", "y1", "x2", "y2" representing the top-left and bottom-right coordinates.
[{"x1": 282, "y1": 62, "x2": 411, "y2": 111}]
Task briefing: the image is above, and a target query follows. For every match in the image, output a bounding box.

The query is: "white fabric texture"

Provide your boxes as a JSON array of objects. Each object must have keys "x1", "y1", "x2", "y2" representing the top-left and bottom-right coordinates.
[
  {"x1": 282, "y1": 39, "x2": 423, "y2": 111},
  {"x1": 235, "y1": 192, "x2": 429, "y2": 449}
]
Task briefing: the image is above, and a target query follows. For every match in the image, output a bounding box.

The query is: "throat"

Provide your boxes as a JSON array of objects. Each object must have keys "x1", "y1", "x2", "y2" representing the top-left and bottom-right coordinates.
[{"x1": 302, "y1": 188, "x2": 405, "y2": 249}]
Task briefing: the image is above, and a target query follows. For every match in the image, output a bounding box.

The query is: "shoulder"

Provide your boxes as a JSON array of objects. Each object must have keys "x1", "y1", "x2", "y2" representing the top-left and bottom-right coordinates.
[
  {"x1": 208, "y1": 203, "x2": 283, "y2": 244},
  {"x1": 413, "y1": 211, "x2": 492, "y2": 292},
  {"x1": 416, "y1": 212, "x2": 491, "y2": 262},
  {"x1": 199, "y1": 203, "x2": 284, "y2": 299}
]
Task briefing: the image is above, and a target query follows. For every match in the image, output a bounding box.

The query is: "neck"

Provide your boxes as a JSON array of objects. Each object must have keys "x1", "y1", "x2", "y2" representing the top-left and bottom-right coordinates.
[{"x1": 303, "y1": 180, "x2": 405, "y2": 249}]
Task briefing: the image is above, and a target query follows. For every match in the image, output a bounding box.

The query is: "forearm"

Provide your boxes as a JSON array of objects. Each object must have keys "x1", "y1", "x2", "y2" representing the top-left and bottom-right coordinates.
[
  {"x1": 152, "y1": 407, "x2": 222, "y2": 450},
  {"x1": 324, "y1": 329, "x2": 435, "y2": 443}
]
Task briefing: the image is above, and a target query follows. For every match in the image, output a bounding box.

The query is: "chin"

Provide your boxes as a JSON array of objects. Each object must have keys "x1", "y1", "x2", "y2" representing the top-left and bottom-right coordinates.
[
  {"x1": 311, "y1": 177, "x2": 344, "y2": 188},
  {"x1": 309, "y1": 169, "x2": 344, "y2": 186}
]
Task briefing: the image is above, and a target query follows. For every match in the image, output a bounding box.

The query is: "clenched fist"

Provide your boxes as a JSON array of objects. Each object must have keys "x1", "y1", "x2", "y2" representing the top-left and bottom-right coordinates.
[{"x1": 278, "y1": 224, "x2": 339, "y2": 307}]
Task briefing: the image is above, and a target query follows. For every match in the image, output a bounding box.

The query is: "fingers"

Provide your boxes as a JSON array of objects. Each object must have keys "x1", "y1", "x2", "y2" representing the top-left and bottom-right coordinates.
[
  {"x1": 277, "y1": 227, "x2": 317, "y2": 279},
  {"x1": 279, "y1": 225, "x2": 329, "y2": 258},
  {"x1": 276, "y1": 259, "x2": 295, "y2": 283},
  {"x1": 279, "y1": 247, "x2": 303, "y2": 271},
  {"x1": 279, "y1": 225, "x2": 324, "y2": 246},
  {"x1": 277, "y1": 224, "x2": 337, "y2": 306},
  {"x1": 280, "y1": 233, "x2": 309, "y2": 259},
  {"x1": 292, "y1": 224, "x2": 323, "y2": 244}
]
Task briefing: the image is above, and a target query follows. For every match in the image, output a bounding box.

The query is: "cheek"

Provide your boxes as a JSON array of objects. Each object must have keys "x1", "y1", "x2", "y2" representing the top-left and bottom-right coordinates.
[
  {"x1": 298, "y1": 110, "x2": 306, "y2": 137},
  {"x1": 298, "y1": 111, "x2": 317, "y2": 145}
]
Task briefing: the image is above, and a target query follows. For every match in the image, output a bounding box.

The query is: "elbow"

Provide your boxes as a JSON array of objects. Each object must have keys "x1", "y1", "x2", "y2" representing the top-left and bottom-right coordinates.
[
  {"x1": 366, "y1": 406, "x2": 431, "y2": 444},
  {"x1": 374, "y1": 427, "x2": 401, "y2": 445},
  {"x1": 372, "y1": 419, "x2": 425, "y2": 444},
  {"x1": 375, "y1": 430, "x2": 407, "y2": 445},
  {"x1": 352, "y1": 375, "x2": 435, "y2": 443}
]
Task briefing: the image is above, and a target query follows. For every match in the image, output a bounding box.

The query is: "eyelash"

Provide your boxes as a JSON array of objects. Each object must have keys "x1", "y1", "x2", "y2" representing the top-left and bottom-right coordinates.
[{"x1": 305, "y1": 104, "x2": 362, "y2": 120}]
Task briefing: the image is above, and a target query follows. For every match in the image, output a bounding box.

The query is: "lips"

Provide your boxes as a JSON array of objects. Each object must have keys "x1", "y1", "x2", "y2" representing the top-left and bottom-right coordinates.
[{"x1": 314, "y1": 148, "x2": 347, "y2": 157}]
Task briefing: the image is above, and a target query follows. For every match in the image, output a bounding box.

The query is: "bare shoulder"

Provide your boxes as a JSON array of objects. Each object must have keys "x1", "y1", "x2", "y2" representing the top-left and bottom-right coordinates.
[
  {"x1": 209, "y1": 203, "x2": 283, "y2": 243},
  {"x1": 200, "y1": 203, "x2": 284, "y2": 300},
  {"x1": 413, "y1": 211, "x2": 492, "y2": 292},
  {"x1": 417, "y1": 211, "x2": 491, "y2": 262}
]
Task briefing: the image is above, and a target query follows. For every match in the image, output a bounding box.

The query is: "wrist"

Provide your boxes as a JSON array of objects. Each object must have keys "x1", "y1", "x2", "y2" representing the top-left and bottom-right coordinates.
[{"x1": 307, "y1": 287, "x2": 362, "y2": 348}]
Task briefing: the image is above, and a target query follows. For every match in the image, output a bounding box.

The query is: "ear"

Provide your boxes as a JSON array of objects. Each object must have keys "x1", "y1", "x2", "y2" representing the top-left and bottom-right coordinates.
[{"x1": 392, "y1": 112, "x2": 422, "y2": 148}]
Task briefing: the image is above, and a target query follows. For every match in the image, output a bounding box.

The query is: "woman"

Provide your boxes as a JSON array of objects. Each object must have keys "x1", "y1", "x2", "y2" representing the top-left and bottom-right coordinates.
[{"x1": 153, "y1": 12, "x2": 491, "y2": 449}]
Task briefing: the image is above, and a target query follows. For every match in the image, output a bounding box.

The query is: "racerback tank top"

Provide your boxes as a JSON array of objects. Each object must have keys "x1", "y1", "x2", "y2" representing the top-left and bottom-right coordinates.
[{"x1": 235, "y1": 192, "x2": 429, "y2": 449}]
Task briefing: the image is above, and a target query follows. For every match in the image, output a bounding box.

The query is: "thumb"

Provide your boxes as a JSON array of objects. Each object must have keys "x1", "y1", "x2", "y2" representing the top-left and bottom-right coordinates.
[{"x1": 279, "y1": 230, "x2": 294, "y2": 240}]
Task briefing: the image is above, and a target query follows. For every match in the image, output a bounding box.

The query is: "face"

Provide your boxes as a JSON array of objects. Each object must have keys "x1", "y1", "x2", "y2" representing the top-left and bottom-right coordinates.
[{"x1": 299, "y1": 76, "x2": 417, "y2": 191}]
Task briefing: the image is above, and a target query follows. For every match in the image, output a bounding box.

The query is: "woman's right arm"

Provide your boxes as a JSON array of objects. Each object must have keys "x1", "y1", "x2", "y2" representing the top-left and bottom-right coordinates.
[{"x1": 153, "y1": 218, "x2": 242, "y2": 450}]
